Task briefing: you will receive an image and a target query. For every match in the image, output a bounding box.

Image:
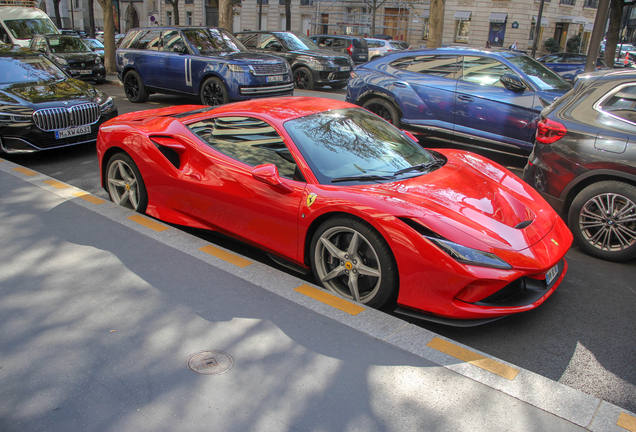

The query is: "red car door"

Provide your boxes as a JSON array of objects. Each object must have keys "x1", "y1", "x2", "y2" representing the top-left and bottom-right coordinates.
[{"x1": 181, "y1": 115, "x2": 306, "y2": 261}]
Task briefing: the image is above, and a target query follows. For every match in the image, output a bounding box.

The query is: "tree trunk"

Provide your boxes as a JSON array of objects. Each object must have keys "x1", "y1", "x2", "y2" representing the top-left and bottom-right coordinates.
[
  {"x1": 427, "y1": 0, "x2": 444, "y2": 48},
  {"x1": 606, "y1": 0, "x2": 624, "y2": 67},
  {"x1": 88, "y1": 0, "x2": 95, "y2": 38},
  {"x1": 219, "y1": 0, "x2": 233, "y2": 31},
  {"x1": 96, "y1": 0, "x2": 116, "y2": 73},
  {"x1": 53, "y1": 0, "x2": 62, "y2": 28},
  {"x1": 285, "y1": 0, "x2": 291, "y2": 30}
]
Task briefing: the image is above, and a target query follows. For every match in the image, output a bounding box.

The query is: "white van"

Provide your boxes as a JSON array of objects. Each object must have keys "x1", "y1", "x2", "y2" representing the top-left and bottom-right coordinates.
[{"x1": 0, "y1": 7, "x2": 59, "y2": 47}]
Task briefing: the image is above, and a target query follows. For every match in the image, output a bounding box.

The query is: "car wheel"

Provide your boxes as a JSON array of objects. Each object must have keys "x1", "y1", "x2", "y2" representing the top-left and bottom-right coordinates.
[
  {"x1": 294, "y1": 67, "x2": 314, "y2": 90},
  {"x1": 310, "y1": 216, "x2": 398, "y2": 308},
  {"x1": 568, "y1": 181, "x2": 636, "y2": 261},
  {"x1": 106, "y1": 153, "x2": 148, "y2": 213},
  {"x1": 362, "y1": 97, "x2": 400, "y2": 127},
  {"x1": 200, "y1": 76, "x2": 229, "y2": 106},
  {"x1": 330, "y1": 82, "x2": 347, "y2": 90},
  {"x1": 123, "y1": 70, "x2": 149, "y2": 103}
]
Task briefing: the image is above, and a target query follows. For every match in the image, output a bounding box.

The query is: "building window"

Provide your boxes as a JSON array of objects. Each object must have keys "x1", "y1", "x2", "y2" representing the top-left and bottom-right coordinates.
[
  {"x1": 584, "y1": 0, "x2": 598, "y2": 7},
  {"x1": 560, "y1": 0, "x2": 576, "y2": 4},
  {"x1": 422, "y1": 18, "x2": 429, "y2": 39},
  {"x1": 187, "y1": 12, "x2": 193, "y2": 25},
  {"x1": 257, "y1": 0, "x2": 269, "y2": 4},
  {"x1": 166, "y1": 11, "x2": 172, "y2": 25},
  {"x1": 300, "y1": 0, "x2": 310, "y2": 5},
  {"x1": 185, "y1": 0, "x2": 194, "y2": 4},
  {"x1": 455, "y1": 19, "x2": 470, "y2": 43}
]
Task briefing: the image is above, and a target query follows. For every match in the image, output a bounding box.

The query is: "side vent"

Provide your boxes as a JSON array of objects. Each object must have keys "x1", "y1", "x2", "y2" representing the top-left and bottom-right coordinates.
[
  {"x1": 150, "y1": 136, "x2": 186, "y2": 169},
  {"x1": 397, "y1": 217, "x2": 444, "y2": 239},
  {"x1": 514, "y1": 220, "x2": 533, "y2": 230}
]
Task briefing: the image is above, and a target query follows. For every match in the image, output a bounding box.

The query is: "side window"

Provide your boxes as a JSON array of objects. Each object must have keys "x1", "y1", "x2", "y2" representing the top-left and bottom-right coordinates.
[
  {"x1": 188, "y1": 116, "x2": 301, "y2": 180},
  {"x1": 119, "y1": 30, "x2": 139, "y2": 49},
  {"x1": 390, "y1": 55, "x2": 462, "y2": 79},
  {"x1": 367, "y1": 41, "x2": 380, "y2": 48},
  {"x1": 332, "y1": 38, "x2": 347, "y2": 49},
  {"x1": 318, "y1": 37, "x2": 332, "y2": 47},
  {"x1": 599, "y1": 84, "x2": 636, "y2": 123},
  {"x1": 238, "y1": 33, "x2": 258, "y2": 48},
  {"x1": 257, "y1": 34, "x2": 280, "y2": 51},
  {"x1": 541, "y1": 55, "x2": 560, "y2": 63},
  {"x1": 460, "y1": 56, "x2": 515, "y2": 88},
  {"x1": 162, "y1": 30, "x2": 184, "y2": 52},
  {"x1": 0, "y1": 26, "x2": 10, "y2": 44},
  {"x1": 130, "y1": 29, "x2": 161, "y2": 50}
]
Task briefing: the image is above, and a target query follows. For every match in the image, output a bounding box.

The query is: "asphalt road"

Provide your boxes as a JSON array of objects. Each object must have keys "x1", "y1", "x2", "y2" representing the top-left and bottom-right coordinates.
[{"x1": 3, "y1": 83, "x2": 636, "y2": 413}]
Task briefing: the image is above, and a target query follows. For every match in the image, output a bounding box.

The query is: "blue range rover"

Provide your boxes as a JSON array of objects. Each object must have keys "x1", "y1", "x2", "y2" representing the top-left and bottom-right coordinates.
[{"x1": 117, "y1": 27, "x2": 294, "y2": 105}]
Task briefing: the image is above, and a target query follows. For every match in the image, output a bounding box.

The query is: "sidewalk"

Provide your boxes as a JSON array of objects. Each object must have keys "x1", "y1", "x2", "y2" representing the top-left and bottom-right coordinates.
[{"x1": 0, "y1": 158, "x2": 634, "y2": 432}]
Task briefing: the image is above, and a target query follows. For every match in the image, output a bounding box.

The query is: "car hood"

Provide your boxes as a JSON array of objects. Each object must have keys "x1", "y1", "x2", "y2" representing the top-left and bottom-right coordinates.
[
  {"x1": 54, "y1": 52, "x2": 98, "y2": 62},
  {"x1": 292, "y1": 48, "x2": 347, "y2": 59},
  {"x1": 0, "y1": 78, "x2": 99, "y2": 106},
  {"x1": 217, "y1": 52, "x2": 286, "y2": 65},
  {"x1": 352, "y1": 150, "x2": 558, "y2": 252}
]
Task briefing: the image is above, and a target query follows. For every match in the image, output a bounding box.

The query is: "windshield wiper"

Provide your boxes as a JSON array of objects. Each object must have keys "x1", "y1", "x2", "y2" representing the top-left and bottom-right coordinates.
[
  {"x1": 392, "y1": 159, "x2": 445, "y2": 176},
  {"x1": 331, "y1": 174, "x2": 393, "y2": 183}
]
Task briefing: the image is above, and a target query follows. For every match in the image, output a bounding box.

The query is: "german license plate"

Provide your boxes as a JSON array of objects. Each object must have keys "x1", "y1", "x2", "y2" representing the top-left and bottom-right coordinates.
[
  {"x1": 545, "y1": 264, "x2": 559, "y2": 285},
  {"x1": 71, "y1": 70, "x2": 92, "y2": 75},
  {"x1": 267, "y1": 75, "x2": 283, "y2": 82},
  {"x1": 339, "y1": 66, "x2": 350, "y2": 71},
  {"x1": 55, "y1": 125, "x2": 91, "y2": 139}
]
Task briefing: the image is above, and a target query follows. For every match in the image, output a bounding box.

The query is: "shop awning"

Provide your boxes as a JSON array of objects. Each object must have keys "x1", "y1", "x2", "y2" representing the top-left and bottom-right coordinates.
[
  {"x1": 489, "y1": 13, "x2": 508, "y2": 23},
  {"x1": 557, "y1": 15, "x2": 589, "y2": 24},
  {"x1": 584, "y1": 23, "x2": 594, "y2": 32},
  {"x1": 454, "y1": 11, "x2": 472, "y2": 21},
  {"x1": 533, "y1": 16, "x2": 550, "y2": 27}
]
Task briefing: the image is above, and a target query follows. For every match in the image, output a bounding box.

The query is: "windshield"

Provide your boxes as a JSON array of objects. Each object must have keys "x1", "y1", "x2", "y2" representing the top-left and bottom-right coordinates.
[
  {"x1": 0, "y1": 56, "x2": 66, "y2": 84},
  {"x1": 275, "y1": 32, "x2": 320, "y2": 51},
  {"x1": 84, "y1": 39, "x2": 104, "y2": 49},
  {"x1": 507, "y1": 55, "x2": 572, "y2": 91},
  {"x1": 4, "y1": 18, "x2": 59, "y2": 40},
  {"x1": 284, "y1": 108, "x2": 436, "y2": 184},
  {"x1": 183, "y1": 28, "x2": 247, "y2": 54},
  {"x1": 47, "y1": 36, "x2": 91, "y2": 53}
]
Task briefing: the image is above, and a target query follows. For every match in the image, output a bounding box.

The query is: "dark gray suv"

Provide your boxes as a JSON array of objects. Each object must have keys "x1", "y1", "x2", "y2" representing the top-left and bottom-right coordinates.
[
  {"x1": 310, "y1": 34, "x2": 369, "y2": 64},
  {"x1": 234, "y1": 31, "x2": 354, "y2": 90},
  {"x1": 523, "y1": 69, "x2": 636, "y2": 262}
]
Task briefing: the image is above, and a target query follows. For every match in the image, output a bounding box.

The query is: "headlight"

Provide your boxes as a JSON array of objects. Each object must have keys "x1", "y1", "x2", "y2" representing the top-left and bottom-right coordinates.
[
  {"x1": 95, "y1": 56, "x2": 101, "y2": 64},
  {"x1": 54, "y1": 56, "x2": 68, "y2": 66},
  {"x1": 0, "y1": 107, "x2": 33, "y2": 123},
  {"x1": 98, "y1": 96, "x2": 115, "y2": 114},
  {"x1": 307, "y1": 57, "x2": 332, "y2": 70},
  {"x1": 426, "y1": 237, "x2": 512, "y2": 270},
  {"x1": 227, "y1": 64, "x2": 245, "y2": 73}
]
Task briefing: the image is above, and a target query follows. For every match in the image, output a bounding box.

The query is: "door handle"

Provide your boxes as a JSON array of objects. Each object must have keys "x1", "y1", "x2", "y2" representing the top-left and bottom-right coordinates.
[
  {"x1": 393, "y1": 82, "x2": 408, "y2": 88},
  {"x1": 458, "y1": 95, "x2": 474, "y2": 103}
]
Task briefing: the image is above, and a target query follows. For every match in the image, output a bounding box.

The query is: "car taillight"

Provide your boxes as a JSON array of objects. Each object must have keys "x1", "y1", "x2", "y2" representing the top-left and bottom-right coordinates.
[
  {"x1": 536, "y1": 117, "x2": 567, "y2": 144},
  {"x1": 347, "y1": 43, "x2": 353, "y2": 56}
]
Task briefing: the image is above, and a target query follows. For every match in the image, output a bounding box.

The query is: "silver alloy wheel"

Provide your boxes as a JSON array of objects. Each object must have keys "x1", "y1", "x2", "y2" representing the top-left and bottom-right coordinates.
[
  {"x1": 107, "y1": 159, "x2": 141, "y2": 210},
  {"x1": 579, "y1": 192, "x2": 636, "y2": 252},
  {"x1": 313, "y1": 226, "x2": 382, "y2": 303}
]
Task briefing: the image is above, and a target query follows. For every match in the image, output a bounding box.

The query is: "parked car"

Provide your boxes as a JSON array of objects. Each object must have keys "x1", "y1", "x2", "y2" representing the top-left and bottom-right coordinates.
[
  {"x1": 29, "y1": 34, "x2": 106, "y2": 84},
  {"x1": 310, "y1": 34, "x2": 369, "y2": 64},
  {"x1": 365, "y1": 37, "x2": 409, "y2": 60},
  {"x1": 116, "y1": 27, "x2": 293, "y2": 105},
  {"x1": 346, "y1": 47, "x2": 573, "y2": 159},
  {"x1": 523, "y1": 69, "x2": 636, "y2": 262},
  {"x1": 0, "y1": 45, "x2": 117, "y2": 153},
  {"x1": 83, "y1": 37, "x2": 104, "y2": 62},
  {"x1": 234, "y1": 30, "x2": 354, "y2": 90},
  {"x1": 59, "y1": 29, "x2": 78, "y2": 36},
  {"x1": 97, "y1": 97, "x2": 571, "y2": 324},
  {"x1": 536, "y1": 52, "x2": 608, "y2": 81},
  {"x1": 0, "y1": 6, "x2": 58, "y2": 47}
]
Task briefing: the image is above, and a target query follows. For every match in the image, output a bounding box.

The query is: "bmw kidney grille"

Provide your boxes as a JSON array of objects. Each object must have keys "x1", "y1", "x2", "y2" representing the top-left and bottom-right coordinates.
[{"x1": 32, "y1": 103, "x2": 101, "y2": 132}]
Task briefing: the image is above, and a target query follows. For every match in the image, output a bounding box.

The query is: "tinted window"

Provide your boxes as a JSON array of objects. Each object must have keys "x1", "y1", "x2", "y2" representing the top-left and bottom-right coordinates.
[
  {"x1": 332, "y1": 38, "x2": 347, "y2": 48},
  {"x1": 257, "y1": 34, "x2": 282, "y2": 51},
  {"x1": 0, "y1": 55, "x2": 67, "y2": 84},
  {"x1": 129, "y1": 29, "x2": 161, "y2": 50},
  {"x1": 183, "y1": 28, "x2": 246, "y2": 54},
  {"x1": 460, "y1": 56, "x2": 515, "y2": 88},
  {"x1": 188, "y1": 116, "x2": 298, "y2": 179},
  {"x1": 47, "y1": 36, "x2": 91, "y2": 53},
  {"x1": 284, "y1": 108, "x2": 435, "y2": 184},
  {"x1": 391, "y1": 55, "x2": 462, "y2": 79},
  {"x1": 507, "y1": 55, "x2": 572, "y2": 91},
  {"x1": 600, "y1": 84, "x2": 636, "y2": 123},
  {"x1": 119, "y1": 30, "x2": 139, "y2": 49},
  {"x1": 237, "y1": 33, "x2": 258, "y2": 48},
  {"x1": 162, "y1": 29, "x2": 184, "y2": 52},
  {"x1": 4, "y1": 18, "x2": 58, "y2": 39},
  {"x1": 274, "y1": 32, "x2": 318, "y2": 51}
]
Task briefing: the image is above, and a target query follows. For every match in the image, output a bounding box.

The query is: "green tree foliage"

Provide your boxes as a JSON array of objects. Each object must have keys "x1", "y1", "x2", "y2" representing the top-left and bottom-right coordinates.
[
  {"x1": 545, "y1": 38, "x2": 560, "y2": 53},
  {"x1": 566, "y1": 34, "x2": 581, "y2": 53}
]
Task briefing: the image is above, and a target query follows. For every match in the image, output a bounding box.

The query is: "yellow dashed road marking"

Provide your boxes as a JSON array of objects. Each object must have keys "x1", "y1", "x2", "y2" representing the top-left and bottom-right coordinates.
[
  {"x1": 618, "y1": 412, "x2": 636, "y2": 432},
  {"x1": 127, "y1": 215, "x2": 169, "y2": 232},
  {"x1": 294, "y1": 284, "x2": 365, "y2": 316},
  {"x1": 43, "y1": 179, "x2": 70, "y2": 189},
  {"x1": 73, "y1": 192, "x2": 106, "y2": 205},
  {"x1": 199, "y1": 245, "x2": 252, "y2": 268},
  {"x1": 13, "y1": 167, "x2": 38, "y2": 176},
  {"x1": 427, "y1": 337, "x2": 519, "y2": 380}
]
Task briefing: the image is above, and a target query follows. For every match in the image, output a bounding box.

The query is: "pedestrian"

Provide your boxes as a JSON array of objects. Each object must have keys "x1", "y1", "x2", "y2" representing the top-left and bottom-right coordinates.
[
  {"x1": 485, "y1": 40, "x2": 491, "y2": 49},
  {"x1": 510, "y1": 41, "x2": 518, "y2": 50}
]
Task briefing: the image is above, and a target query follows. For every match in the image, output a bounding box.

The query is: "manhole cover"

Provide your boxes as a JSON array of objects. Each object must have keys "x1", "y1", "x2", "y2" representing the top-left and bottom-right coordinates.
[{"x1": 187, "y1": 350, "x2": 233, "y2": 375}]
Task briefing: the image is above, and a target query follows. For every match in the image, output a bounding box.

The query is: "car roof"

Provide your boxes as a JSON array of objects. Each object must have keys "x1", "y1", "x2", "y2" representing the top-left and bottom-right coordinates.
[
  {"x1": 365, "y1": 38, "x2": 388, "y2": 42},
  {"x1": 381, "y1": 46, "x2": 527, "y2": 58},
  {"x1": 0, "y1": 45, "x2": 40, "y2": 58}
]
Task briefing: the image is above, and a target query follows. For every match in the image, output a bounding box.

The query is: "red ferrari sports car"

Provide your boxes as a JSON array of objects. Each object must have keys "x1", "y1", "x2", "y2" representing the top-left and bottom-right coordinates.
[{"x1": 97, "y1": 97, "x2": 572, "y2": 325}]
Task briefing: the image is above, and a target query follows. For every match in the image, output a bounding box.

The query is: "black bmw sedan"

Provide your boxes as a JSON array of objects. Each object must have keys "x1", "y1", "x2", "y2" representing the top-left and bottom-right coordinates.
[{"x1": 0, "y1": 45, "x2": 118, "y2": 154}]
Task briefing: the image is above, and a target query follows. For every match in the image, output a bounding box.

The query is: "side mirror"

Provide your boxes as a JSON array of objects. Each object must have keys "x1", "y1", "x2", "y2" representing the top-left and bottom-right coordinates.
[
  {"x1": 500, "y1": 74, "x2": 526, "y2": 92},
  {"x1": 173, "y1": 44, "x2": 188, "y2": 54},
  {"x1": 252, "y1": 164, "x2": 293, "y2": 193}
]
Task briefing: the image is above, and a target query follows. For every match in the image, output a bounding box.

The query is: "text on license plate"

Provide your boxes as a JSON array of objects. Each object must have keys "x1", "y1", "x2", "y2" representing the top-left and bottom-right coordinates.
[
  {"x1": 545, "y1": 264, "x2": 559, "y2": 285},
  {"x1": 267, "y1": 75, "x2": 283, "y2": 82},
  {"x1": 71, "y1": 70, "x2": 92, "y2": 75},
  {"x1": 339, "y1": 66, "x2": 350, "y2": 71},
  {"x1": 55, "y1": 125, "x2": 91, "y2": 139}
]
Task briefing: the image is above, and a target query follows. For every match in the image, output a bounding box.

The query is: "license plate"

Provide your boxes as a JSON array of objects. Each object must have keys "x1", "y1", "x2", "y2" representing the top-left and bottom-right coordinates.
[
  {"x1": 358, "y1": 55, "x2": 367, "y2": 59},
  {"x1": 339, "y1": 66, "x2": 350, "y2": 71},
  {"x1": 55, "y1": 125, "x2": 91, "y2": 139},
  {"x1": 545, "y1": 264, "x2": 559, "y2": 285},
  {"x1": 71, "y1": 70, "x2": 92, "y2": 75},
  {"x1": 267, "y1": 75, "x2": 283, "y2": 82}
]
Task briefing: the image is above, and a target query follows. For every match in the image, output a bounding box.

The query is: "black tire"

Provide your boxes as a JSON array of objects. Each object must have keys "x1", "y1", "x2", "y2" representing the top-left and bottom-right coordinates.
[
  {"x1": 200, "y1": 76, "x2": 229, "y2": 106},
  {"x1": 123, "y1": 70, "x2": 149, "y2": 103},
  {"x1": 294, "y1": 67, "x2": 314, "y2": 90},
  {"x1": 310, "y1": 216, "x2": 398, "y2": 309},
  {"x1": 106, "y1": 153, "x2": 148, "y2": 213},
  {"x1": 330, "y1": 82, "x2": 347, "y2": 90},
  {"x1": 568, "y1": 181, "x2": 636, "y2": 262},
  {"x1": 362, "y1": 97, "x2": 401, "y2": 127}
]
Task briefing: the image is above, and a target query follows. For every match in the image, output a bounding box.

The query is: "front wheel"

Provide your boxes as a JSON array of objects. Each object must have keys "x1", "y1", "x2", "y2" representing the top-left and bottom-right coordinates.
[
  {"x1": 362, "y1": 97, "x2": 401, "y2": 127},
  {"x1": 568, "y1": 181, "x2": 636, "y2": 262},
  {"x1": 310, "y1": 216, "x2": 398, "y2": 308},
  {"x1": 123, "y1": 70, "x2": 149, "y2": 103},
  {"x1": 200, "y1": 77, "x2": 229, "y2": 106},
  {"x1": 106, "y1": 153, "x2": 148, "y2": 213},
  {"x1": 294, "y1": 67, "x2": 314, "y2": 90}
]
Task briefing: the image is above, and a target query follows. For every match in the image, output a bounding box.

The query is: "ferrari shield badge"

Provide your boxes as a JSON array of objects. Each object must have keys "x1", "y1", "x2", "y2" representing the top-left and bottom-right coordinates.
[{"x1": 307, "y1": 193, "x2": 317, "y2": 207}]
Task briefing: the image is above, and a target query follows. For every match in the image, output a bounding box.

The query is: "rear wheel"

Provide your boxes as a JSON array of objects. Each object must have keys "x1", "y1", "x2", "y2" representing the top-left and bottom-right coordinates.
[
  {"x1": 310, "y1": 216, "x2": 398, "y2": 308},
  {"x1": 123, "y1": 70, "x2": 149, "y2": 103},
  {"x1": 200, "y1": 77, "x2": 229, "y2": 106},
  {"x1": 568, "y1": 181, "x2": 636, "y2": 262},
  {"x1": 362, "y1": 97, "x2": 400, "y2": 127},
  {"x1": 294, "y1": 67, "x2": 314, "y2": 90}
]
